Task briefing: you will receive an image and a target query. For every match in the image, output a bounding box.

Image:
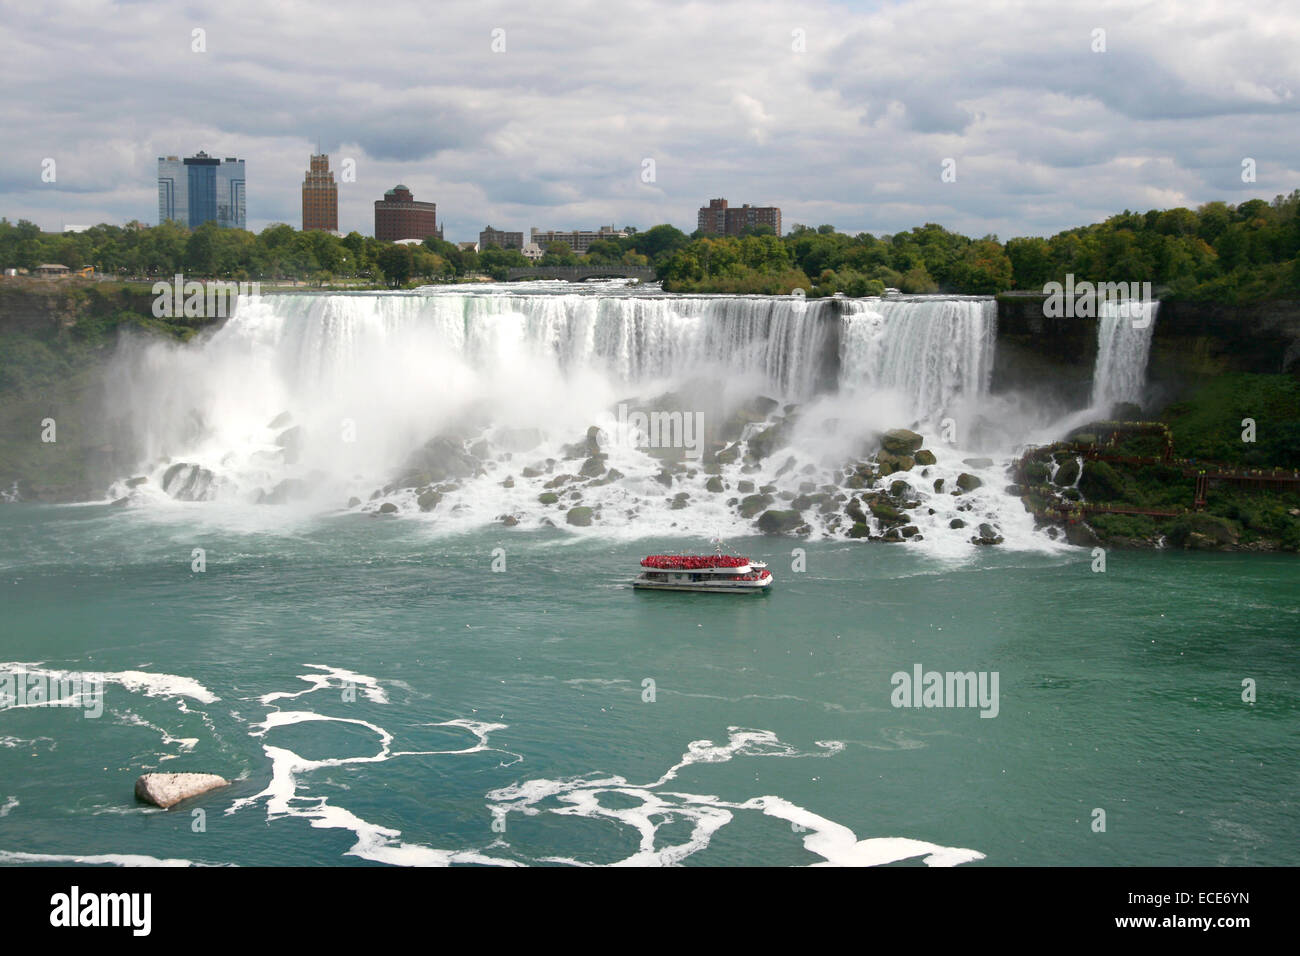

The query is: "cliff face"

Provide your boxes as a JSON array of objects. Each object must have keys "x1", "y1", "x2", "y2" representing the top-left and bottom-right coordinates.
[
  {"x1": 992, "y1": 294, "x2": 1300, "y2": 410},
  {"x1": 0, "y1": 280, "x2": 211, "y2": 502},
  {"x1": 991, "y1": 295, "x2": 1098, "y2": 410}
]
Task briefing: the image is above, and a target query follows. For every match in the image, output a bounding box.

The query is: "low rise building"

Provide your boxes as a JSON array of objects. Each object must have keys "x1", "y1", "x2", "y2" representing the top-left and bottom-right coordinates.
[{"x1": 529, "y1": 225, "x2": 628, "y2": 255}]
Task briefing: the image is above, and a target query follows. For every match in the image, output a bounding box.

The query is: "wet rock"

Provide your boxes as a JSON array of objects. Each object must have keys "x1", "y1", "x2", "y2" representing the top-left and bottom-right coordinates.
[
  {"x1": 125, "y1": 476, "x2": 148, "y2": 488},
  {"x1": 347, "y1": 496, "x2": 361, "y2": 508},
  {"x1": 739, "y1": 493, "x2": 774, "y2": 518},
  {"x1": 416, "y1": 490, "x2": 442, "y2": 511},
  {"x1": 579, "y1": 456, "x2": 606, "y2": 478},
  {"x1": 406, "y1": 436, "x2": 477, "y2": 482},
  {"x1": 263, "y1": 478, "x2": 309, "y2": 505},
  {"x1": 521, "y1": 466, "x2": 544, "y2": 478},
  {"x1": 275, "y1": 426, "x2": 304, "y2": 465},
  {"x1": 162, "y1": 463, "x2": 218, "y2": 501},
  {"x1": 566, "y1": 506, "x2": 594, "y2": 526},
  {"x1": 933, "y1": 478, "x2": 945, "y2": 493},
  {"x1": 869, "y1": 499, "x2": 904, "y2": 523},
  {"x1": 956, "y1": 472, "x2": 983, "y2": 492},
  {"x1": 705, "y1": 476, "x2": 725, "y2": 493},
  {"x1": 962, "y1": 457, "x2": 994, "y2": 469},
  {"x1": 499, "y1": 514, "x2": 519, "y2": 526},
  {"x1": 653, "y1": 471, "x2": 674, "y2": 489},
  {"x1": 914, "y1": 449, "x2": 937, "y2": 466},
  {"x1": 949, "y1": 518, "x2": 966, "y2": 529},
  {"x1": 671, "y1": 492, "x2": 690, "y2": 510},
  {"x1": 881, "y1": 428, "x2": 924, "y2": 455},
  {"x1": 538, "y1": 492, "x2": 560, "y2": 505},
  {"x1": 756, "y1": 509, "x2": 804, "y2": 535},
  {"x1": 736, "y1": 479, "x2": 755, "y2": 494},
  {"x1": 877, "y1": 451, "x2": 915, "y2": 472},
  {"x1": 378, "y1": 502, "x2": 398, "y2": 514},
  {"x1": 889, "y1": 479, "x2": 910, "y2": 498},
  {"x1": 135, "y1": 772, "x2": 230, "y2": 809},
  {"x1": 1054, "y1": 458, "x2": 1081, "y2": 486},
  {"x1": 847, "y1": 522, "x2": 871, "y2": 539},
  {"x1": 901, "y1": 525, "x2": 920, "y2": 538}
]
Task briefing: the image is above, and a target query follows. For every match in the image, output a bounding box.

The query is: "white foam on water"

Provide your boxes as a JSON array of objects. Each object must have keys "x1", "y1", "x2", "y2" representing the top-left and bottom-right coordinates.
[
  {"x1": 260, "y1": 664, "x2": 390, "y2": 705},
  {"x1": 0, "y1": 850, "x2": 194, "y2": 866},
  {"x1": 0, "y1": 796, "x2": 17, "y2": 817},
  {"x1": 487, "y1": 726, "x2": 983, "y2": 866},
  {"x1": 742, "y1": 795, "x2": 985, "y2": 866},
  {"x1": 230, "y1": 668, "x2": 519, "y2": 867},
  {"x1": 0, "y1": 662, "x2": 218, "y2": 706}
]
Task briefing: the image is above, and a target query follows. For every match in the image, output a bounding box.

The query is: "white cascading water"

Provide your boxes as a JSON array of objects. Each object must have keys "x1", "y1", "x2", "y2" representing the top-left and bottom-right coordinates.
[
  {"x1": 838, "y1": 297, "x2": 996, "y2": 424},
  {"x1": 1091, "y1": 299, "x2": 1158, "y2": 411},
  {"x1": 101, "y1": 288, "x2": 1141, "y2": 554}
]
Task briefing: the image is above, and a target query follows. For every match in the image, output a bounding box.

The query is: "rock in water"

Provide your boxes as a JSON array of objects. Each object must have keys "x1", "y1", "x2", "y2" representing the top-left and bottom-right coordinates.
[
  {"x1": 135, "y1": 772, "x2": 229, "y2": 809},
  {"x1": 881, "y1": 428, "x2": 924, "y2": 455}
]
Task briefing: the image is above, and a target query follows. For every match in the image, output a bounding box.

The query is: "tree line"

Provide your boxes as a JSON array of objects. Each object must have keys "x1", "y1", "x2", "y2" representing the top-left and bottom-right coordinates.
[{"x1": 2, "y1": 190, "x2": 1297, "y2": 300}]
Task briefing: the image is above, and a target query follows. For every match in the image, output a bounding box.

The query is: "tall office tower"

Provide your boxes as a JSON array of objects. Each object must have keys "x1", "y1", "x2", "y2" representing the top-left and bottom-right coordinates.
[
  {"x1": 158, "y1": 152, "x2": 246, "y2": 229},
  {"x1": 302, "y1": 154, "x2": 338, "y2": 232}
]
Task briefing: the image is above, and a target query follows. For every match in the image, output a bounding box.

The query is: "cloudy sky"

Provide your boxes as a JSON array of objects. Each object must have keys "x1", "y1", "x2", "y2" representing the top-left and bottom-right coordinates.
[{"x1": 2, "y1": 0, "x2": 1297, "y2": 240}]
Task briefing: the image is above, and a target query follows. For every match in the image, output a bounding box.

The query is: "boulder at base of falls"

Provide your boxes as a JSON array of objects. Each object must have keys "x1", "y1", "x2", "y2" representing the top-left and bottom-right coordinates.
[
  {"x1": 868, "y1": 499, "x2": 904, "y2": 523},
  {"x1": 949, "y1": 518, "x2": 966, "y2": 529},
  {"x1": 956, "y1": 472, "x2": 983, "y2": 492},
  {"x1": 877, "y1": 451, "x2": 915, "y2": 473},
  {"x1": 1054, "y1": 458, "x2": 1081, "y2": 486},
  {"x1": 739, "y1": 493, "x2": 774, "y2": 518},
  {"x1": 161, "y1": 463, "x2": 218, "y2": 501},
  {"x1": 579, "y1": 456, "x2": 606, "y2": 478},
  {"x1": 914, "y1": 449, "x2": 937, "y2": 466},
  {"x1": 705, "y1": 476, "x2": 725, "y2": 493},
  {"x1": 135, "y1": 772, "x2": 229, "y2": 809},
  {"x1": 1065, "y1": 521, "x2": 1101, "y2": 547},
  {"x1": 881, "y1": 428, "x2": 924, "y2": 455},
  {"x1": 405, "y1": 436, "x2": 478, "y2": 482},
  {"x1": 566, "y1": 506, "x2": 594, "y2": 526},
  {"x1": 756, "y1": 509, "x2": 804, "y2": 535},
  {"x1": 962, "y1": 457, "x2": 994, "y2": 469},
  {"x1": 971, "y1": 523, "x2": 1003, "y2": 545},
  {"x1": 378, "y1": 502, "x2": 398, "y2": 514},
  {"x1": 538, "y1": 492, "x2": 559, "y2": 505},
  {"x1": 847, "y1": 521, "x2": 871, "y2": 539},
  {"x1": 416, "y1": 490, "x2": 442, "y2": 511}
]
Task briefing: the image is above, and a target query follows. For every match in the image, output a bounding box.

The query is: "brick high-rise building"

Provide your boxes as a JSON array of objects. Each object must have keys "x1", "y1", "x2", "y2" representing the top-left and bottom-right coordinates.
[
  {"x1": 301, "y1": 154, "x2": 338, "y2": 232},
  {"x1": 696, "y1": 198, "x2": 781, "y2": 237},
  {"x1": 374, "y1": 184, "x2": 441, "y2": 242}
]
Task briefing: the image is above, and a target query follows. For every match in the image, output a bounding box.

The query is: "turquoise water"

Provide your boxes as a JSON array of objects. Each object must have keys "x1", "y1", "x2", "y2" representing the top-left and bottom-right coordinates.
[{"x1": 0, "y1": 504, "x2": 1296, "y2": 866}]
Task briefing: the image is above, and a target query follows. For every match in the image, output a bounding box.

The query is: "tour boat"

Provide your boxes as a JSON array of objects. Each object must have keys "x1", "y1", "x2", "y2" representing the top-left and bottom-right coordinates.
[{"x1": 633, "y1": 546, "x2": 773, "y2": 594}]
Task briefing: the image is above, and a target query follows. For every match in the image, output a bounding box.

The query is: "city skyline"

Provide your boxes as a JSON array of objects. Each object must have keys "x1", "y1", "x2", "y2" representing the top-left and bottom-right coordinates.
[{"x1": 2, "y1": 1, "x2": 1298, "y2": 242}]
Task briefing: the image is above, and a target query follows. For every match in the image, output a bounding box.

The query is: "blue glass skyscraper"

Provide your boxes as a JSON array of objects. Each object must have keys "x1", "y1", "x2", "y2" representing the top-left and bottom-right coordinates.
[{"x1": 158, "y1": 152, "x2": 245, "y2": 229}]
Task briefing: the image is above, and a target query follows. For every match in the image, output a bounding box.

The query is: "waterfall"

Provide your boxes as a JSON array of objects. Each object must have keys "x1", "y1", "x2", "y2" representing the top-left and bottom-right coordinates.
[
  {"x1": 838, "y1": 297, "x2": 996, "y2": 424},
  {"x1": 1091, "y1": 299, "x2": 1158, "y2": 411},
  {"x1": 103, "y1": 287, "x2": 1070, "y2": 554}
]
